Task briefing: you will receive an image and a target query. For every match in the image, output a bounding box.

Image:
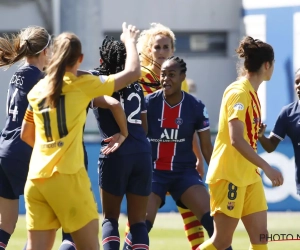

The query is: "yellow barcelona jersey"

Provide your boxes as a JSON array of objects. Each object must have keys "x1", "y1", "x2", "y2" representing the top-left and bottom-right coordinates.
[
  {"x1": 27, "y1": 72, "x2": 114, "y2": 179},
  {"x1": 139, "y1": 67, "x2": 189, "y2": 96},
  {"x1": 206, "y1": 78, "x2": 262, "y2": 187}
]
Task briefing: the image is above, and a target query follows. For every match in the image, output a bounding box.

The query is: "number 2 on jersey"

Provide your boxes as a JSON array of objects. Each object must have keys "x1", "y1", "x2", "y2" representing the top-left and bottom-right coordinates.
[{"x1": 120, "y1": 92, "x2": 142, "y2": 124}]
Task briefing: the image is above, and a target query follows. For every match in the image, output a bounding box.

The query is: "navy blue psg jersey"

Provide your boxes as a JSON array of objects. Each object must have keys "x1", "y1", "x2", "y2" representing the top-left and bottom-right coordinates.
[
  {"x1": 92, "y1": 75, "x2": 151, "y2": 157},
  {"x1": 271, "y1": 101, "x2": 300, "y2": 192},
  {"x1": 0, "y1": 65, "x2": 43, "y2": 162},
  {"x1": 145, "y1": 90, "x2": 210, "y2": 171}
]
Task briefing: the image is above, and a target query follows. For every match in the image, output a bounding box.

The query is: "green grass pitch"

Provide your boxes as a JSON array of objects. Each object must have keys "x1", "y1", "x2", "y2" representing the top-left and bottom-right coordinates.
[{"x1": 7, "y1": 212, "x2": 300, "y2": 250}]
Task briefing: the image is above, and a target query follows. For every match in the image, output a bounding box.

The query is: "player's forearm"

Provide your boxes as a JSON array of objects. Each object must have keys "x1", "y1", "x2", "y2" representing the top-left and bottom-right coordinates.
[
  {"x1": 110, "y1": 104, "x2": 128, "y2": 137},
  {"x1": 123, "y1": 41, "x2": 141, "y2": 82},
  {"x1": 231, "y1": 137, "x2": 270, "y2": 171},
  {"x1": 258, "y1": 135, "x2": 277, "y2": 153},
  {"x1": 192, "y1": 132, "x2": 202, "y2": 160}
]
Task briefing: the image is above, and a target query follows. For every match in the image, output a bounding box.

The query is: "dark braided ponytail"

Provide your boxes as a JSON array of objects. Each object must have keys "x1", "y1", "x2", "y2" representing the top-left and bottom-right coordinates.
[
  {"x1": 165, "y1": 56, "x2": 187, "y2": 74},
  {"x1": 94, "y1": 36, "x2": 126, "y2": 76}
]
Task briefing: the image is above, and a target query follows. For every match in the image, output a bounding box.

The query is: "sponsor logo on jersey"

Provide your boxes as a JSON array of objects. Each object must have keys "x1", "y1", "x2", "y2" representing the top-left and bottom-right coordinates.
[{"x1": 233, "y1": 103, "x2": 244, "y2": 110}]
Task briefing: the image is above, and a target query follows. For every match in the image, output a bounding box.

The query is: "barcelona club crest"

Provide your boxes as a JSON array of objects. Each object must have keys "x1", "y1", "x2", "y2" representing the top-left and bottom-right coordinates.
[{"x1": 227, "y1": 202, "x2": 235, "y2": 210}]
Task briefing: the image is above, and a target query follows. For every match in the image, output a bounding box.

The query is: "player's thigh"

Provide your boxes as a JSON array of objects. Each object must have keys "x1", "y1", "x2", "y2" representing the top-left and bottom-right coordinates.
[
  {"x1": 169, "y1": 168, "x2": 207, "y2": 212},
  {"x1": 24, "y1": 179, "x2": 60, "y2": 231},
  {"x1": 180, "y1": 184, "x2": 210, "y2": 219},
  {"x1": 145, "y1": 192, "x2": 162, "y2": 225},
  {"x1": 127, "y1": 153, "x2": 152, "y2": 196},
  {"x1": 40, "y1": 168, "x2": 99, "y2": 233},
  {"x1": 98, "y1": 155, "x2": 132, "y2": 196},
  {"x1": 208, "y1": 180, "x2": 246, "y2": 219},
  {"x1": 151, "y1": 170, "x2": 171, "y2": 209},
  {"x1": 242, "y1": 181, "x2": 268, "y2": 244},
  {"x1": 70, "y1": 219, "x2": 99, "y2": 250},
  {"x1": 126, "y1": 192, "x2": 149, "y2": 225},
  {"x1": 212, "y1": 212, "x2": 239, "y2": 248},
  {"x1": 27, "y1": 229, "x2": 56, "y2": 250},
  {"x1": 242, "y1": 210, "x2": 268, "y2": 244},
  {"x1": 100, "y1": 188, "x2": 123, "y2": 220}
]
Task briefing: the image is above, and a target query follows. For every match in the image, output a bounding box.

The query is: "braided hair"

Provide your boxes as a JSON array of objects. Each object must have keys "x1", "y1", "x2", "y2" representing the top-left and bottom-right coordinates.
[
  {"x1": 94, "y1": 36, "x2": 126, "y2": 75},
  {"x1": 165, "y1": 56, "x2": 187, "y2": 74}
]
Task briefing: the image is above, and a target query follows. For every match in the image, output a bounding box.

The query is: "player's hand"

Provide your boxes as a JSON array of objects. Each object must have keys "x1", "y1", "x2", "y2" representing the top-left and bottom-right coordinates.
[
  {"x1": 101, "y1": 133, "x2": 127, "y2": 155},
  {"x1": 196, "y1": 159, "x2": 205, "y2": 178},
  {"x1": 263, "y1": 165, "x2": 284, "y2": 187},
  {"x1": 258, "y1": 123, "x2": 267, "y2": 138},
  {"x1": 120, "y1": 22, "x2": 140, "y2": 44}
]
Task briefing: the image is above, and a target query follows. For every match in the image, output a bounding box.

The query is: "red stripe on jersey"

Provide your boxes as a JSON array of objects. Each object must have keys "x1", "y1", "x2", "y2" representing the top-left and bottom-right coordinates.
[
  {"x1": 184, "y1": 220, "x2": 201, "y2": 230},
  {"x1": 245, "y1": 107, "x2": 254, "y2": 149},
  {"x1": 249, "y1": 92, "x2": 261, "y2": 149},
  {"x1": 161, "y1": 102, "x2": 181, "y2": 129},
  {"x1": 155, "y1": 102, "x2": 182, "y2": 171}
]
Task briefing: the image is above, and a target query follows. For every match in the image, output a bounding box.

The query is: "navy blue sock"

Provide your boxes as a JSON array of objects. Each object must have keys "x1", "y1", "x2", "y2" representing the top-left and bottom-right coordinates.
[
  {"x1": 123, "y1": 232, "x2": 132, "y2": 250},
  {"x1": 130, "y1": 222, "x2": 149, "y2": 250},
  {"x1": 59, "y1": 231, "x2": 76, "y2": 250},
  {"x1": 145, "y1": 220, "x2": 153, "y2": 233},
  {"x1": 123, "y1": 220, "x2": 152, "y2": 250},
  {"x1": 102, "y1": 218, "x2": 120, "y2": 250},
  {"x1": 0, "y1": 229, "x2": 11, "y2": 249},
  {"x1": 200, "y1": 212, "x2": 214, "y2": 238}
]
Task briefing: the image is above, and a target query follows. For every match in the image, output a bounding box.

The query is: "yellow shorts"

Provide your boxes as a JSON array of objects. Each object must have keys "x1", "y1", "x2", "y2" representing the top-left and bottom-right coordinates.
[
  {"x1": 208, "y1": 179, "x2": 268, "y2": 219},
  {"x1": 24, "y1": 168, "x2": 98, "y2": 233}
]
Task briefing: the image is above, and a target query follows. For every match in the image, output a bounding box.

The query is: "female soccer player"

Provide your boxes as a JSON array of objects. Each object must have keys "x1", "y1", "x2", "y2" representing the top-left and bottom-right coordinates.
[
  {"x1": 20, "y1": 22, "x2": 141, "y2": 250},
  {"x1": 144, "y1": 56, "x2": 216, "y2": 245},
  {"x1": 92, "y1": 36, "x2": 152, "y2": 250},
  {"x1": 258, "y1": 69, "x2": 300, "y2": 195},
  {"x1": 0, "y1": 26, "x2": 51, "y2": 248},
  {"x1": 124, "y1": 23, "x2": 206, "y2": 250},
  {"x1": 198, "y1": 36, "x2": 284, "y2": 250}
]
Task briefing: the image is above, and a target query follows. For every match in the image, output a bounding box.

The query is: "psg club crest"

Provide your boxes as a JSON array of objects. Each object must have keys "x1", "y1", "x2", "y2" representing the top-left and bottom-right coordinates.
[
  {"x1": 175, "y1": 117, "x2": 183, "y2": 125},
  {"x1": 227, "y1": 202, "x2": 235, "y2": 210}
]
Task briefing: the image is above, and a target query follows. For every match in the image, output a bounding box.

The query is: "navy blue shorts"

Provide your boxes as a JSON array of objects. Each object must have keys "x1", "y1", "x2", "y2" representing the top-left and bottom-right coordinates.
[
  {"x1": 152, "y1": 168, "x2": 204, "y2": 209},
  {"x1": 99, "y1": 153, "x2": 152, "y2": 196},
  {"x1": 0, "y1": 157, "x2": 29, "y2": 199}
]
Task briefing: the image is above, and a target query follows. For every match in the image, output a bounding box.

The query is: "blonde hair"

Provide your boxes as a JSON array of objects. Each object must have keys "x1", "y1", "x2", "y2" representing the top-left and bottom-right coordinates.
[
  {"x1": 0, "y1": 26, "x2": 50, "y2": 68},
  {"x1": 137, "y1": 23, "x2": 176, "y2": 67},
  {"x1": 44, "y1": 32, "x2": 82, "y2": 108}
]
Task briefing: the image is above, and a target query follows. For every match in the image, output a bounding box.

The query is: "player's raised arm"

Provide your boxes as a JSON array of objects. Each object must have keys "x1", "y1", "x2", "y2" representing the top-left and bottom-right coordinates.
[{"x1": 113, "y1": 22, "x2": 141, "y2": 91}]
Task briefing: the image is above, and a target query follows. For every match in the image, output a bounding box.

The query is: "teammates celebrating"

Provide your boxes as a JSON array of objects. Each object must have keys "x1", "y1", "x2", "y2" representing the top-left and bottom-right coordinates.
[{"x1": 0, "y1": 21, "x2": 285, "y2": 250}]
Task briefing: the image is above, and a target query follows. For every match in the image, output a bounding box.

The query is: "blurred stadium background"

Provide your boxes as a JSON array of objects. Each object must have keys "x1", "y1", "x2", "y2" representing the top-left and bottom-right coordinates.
[{"x1": 1, "y1": 0, "x2": 300, "y2": 248}]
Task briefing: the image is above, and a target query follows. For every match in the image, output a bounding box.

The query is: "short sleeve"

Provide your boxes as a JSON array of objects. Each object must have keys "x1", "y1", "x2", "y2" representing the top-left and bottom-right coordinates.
[
  {"x1": 24, "y1": 105, "x2": 34, "y2": 123},
  {"x1": 225, "y1": 89, "x2": 248, "y2": 123},
  {"x1": 271, "y1": 107, "x2": 288, "y2": 140},
  {"x1": 79, "y1": 74, "x2": 114, "y2": 100},
  {"x1": 195, "y1": 101, "x2": 210, "y2": 132}
]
